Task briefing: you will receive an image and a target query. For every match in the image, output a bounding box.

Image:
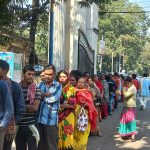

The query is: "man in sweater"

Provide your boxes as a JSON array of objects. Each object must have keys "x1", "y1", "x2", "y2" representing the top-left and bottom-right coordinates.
[
  {"x1": 0, "y1": 59, "x2": 26, "y2": 150},
  {"x1": 0, "y1": 68, "x2": 14, "y2": 150}
]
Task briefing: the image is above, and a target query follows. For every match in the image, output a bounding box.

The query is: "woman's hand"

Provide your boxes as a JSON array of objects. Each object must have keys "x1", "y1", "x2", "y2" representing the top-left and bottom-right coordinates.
[{"x1": 62, "y1": 103, "x2": 74, "y2": 109}]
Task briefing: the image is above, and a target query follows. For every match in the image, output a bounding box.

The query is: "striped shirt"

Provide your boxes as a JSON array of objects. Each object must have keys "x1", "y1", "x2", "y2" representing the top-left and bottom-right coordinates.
[
  {"x1": 18, "y1": 83, "x2": 41, "y2": 126},
  {"x1": 38, "y1": 80, "x2": 62, "y2": 126}
]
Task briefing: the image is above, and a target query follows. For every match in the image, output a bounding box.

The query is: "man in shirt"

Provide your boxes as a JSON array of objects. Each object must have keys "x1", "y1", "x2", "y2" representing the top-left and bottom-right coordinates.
[
  {"x1": 0, "y1": 66, "x2": 14, "y2": 150},
  {"x1": 37, "y1": 65, "x2": 62, "y2": 150},
  {"x1": 15, "y1": 65, "x2": 41, "y2": 150},
  {"x1": 139, "y1": 73, "x2": 150, "y2": 110},
  {"x1": 0, "y1": 59, "x2": 26, "y2": 150}
]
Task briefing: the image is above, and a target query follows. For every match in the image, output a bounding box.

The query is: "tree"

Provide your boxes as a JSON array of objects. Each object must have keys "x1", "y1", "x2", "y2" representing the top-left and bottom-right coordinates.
[{"x1": 98, "y1": 0, "x2": 150, "y2": 73}]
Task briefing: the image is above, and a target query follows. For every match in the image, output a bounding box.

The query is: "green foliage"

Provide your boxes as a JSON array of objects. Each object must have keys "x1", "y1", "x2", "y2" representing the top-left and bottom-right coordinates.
[{"x1": 98, "y1": 0, "x2": 150, "y2": 74}]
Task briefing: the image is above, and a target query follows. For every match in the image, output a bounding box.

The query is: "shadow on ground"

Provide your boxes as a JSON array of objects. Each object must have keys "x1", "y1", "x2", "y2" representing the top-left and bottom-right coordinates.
[{"x1": 87, "y1": 103, "x2": 150, "y2": 150}]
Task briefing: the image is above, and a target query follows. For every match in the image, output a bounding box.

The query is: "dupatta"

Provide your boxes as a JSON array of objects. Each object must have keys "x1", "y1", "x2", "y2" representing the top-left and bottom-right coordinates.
[{"x1": 59, "y1": 82, "x2": 76, "y2": 123}]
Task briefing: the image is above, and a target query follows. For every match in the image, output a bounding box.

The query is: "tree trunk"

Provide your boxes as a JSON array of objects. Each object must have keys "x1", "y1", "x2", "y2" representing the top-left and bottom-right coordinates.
[{"x1": 29, "y1": 0, "x2": 39, "y2": 65}]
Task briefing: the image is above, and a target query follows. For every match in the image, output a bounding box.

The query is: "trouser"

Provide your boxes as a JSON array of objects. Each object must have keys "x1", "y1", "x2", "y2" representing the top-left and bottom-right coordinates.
[
  {"x1": 37, "y1": 124, "x2": 58, "y2": 150},
  {"x1": 139, "y1": 96, "x2": 149, "y2": 109},
  {"x1": 108, "y1": 95, "x2": 114, "y2": 114},
  {"x1": 15, "y1": 125, "x2": 39, "y2": 150},
  {"x1": 3, "y1": 134, "x2": 13, "y2": 150},
  {"x1": 0, "y1": 127, "x2": 5, "y2": 150}
]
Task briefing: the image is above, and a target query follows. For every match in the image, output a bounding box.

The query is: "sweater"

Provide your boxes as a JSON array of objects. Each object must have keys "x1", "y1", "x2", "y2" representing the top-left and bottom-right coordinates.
[{"x1": 123, "y1": 84, "x2": 137, "y2": 108}]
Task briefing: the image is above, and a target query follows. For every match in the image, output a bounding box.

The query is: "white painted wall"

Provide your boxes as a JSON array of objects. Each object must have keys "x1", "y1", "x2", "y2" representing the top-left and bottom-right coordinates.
[{"x1": 53, "y1": 1, "x2": 98, "y2": 72}]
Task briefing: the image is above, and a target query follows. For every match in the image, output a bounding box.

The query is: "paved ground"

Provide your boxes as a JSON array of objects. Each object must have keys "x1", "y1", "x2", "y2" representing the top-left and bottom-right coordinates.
[
  {"x1": 87, "y1": 100, "x2": 150, "y2": 150},
  {"x1": 12, "y1": 99, "x2": 150, "y2": 150}
]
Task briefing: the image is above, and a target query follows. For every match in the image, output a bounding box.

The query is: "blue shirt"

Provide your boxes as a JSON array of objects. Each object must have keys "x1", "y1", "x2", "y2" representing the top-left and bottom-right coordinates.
[
  {"x1": 140, "y1": 77, "x2": 150, "y2": 97},
  {"x1": 38, "y1": 80, "x2": 62, "y2": 126},
  {"x1": 0, "y1": 80, "x2": 14, "y2": 127}
]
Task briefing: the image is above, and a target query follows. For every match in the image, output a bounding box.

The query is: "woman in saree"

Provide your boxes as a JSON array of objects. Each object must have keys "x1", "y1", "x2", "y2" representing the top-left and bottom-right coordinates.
[
  {"x1": 87, "y1": 77, "x2": 102, "y2": 136},
  {"x1": 73, "y1": 77, "x2": 97, "y2": 150},
  {"x1": 118, "y1": 76, "x2": 137, "y2": 142},
  {"x1": 58, "y1": 70, "x2": 76, "y2": 150}
]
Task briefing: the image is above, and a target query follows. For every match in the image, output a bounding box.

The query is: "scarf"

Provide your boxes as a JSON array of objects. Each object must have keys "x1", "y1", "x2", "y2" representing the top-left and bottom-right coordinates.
[
  {"x1": 27, "y1": 82, "x2": 36, "y2": 104},
  {"x1": 20, "y1": 81, "x2": 36, "y2": 104},
  {"x1": 59, "y1": 82, "x2": 76, "y2": 123}
]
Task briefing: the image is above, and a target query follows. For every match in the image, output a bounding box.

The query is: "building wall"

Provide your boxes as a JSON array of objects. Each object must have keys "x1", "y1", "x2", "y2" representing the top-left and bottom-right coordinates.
[{"x1": 53, "y1": 1, "x2": 98, "y2": 73}]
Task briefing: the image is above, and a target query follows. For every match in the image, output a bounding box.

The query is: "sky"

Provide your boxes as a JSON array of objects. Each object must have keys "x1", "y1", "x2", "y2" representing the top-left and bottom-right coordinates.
[{"x1": 129, "y1": 0, "x2": 150, "y2": 12}]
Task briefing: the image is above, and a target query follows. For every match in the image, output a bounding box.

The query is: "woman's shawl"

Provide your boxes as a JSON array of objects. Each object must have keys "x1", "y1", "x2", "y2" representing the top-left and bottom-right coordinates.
[
  {"x1": 75, "y1": 88, "x2": 98, "y2": 131},
  {"x1": 59, "y1": 83, "x2": 76, "y2": 123}
]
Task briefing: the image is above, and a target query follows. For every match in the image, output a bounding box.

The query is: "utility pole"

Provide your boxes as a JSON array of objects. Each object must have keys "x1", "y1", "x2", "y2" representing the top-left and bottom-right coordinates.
[
  {"x1": 48, "y1": 0, "x2": 54, "y2": 65},
  {"x1": 111, "y1": 51, "x2": 113, "y2": 73}
]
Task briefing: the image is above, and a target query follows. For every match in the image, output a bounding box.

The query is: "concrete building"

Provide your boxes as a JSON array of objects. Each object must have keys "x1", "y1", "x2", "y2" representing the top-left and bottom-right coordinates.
[{"x1": 53, "y1": 0, "x2": 99, "y2": 74}]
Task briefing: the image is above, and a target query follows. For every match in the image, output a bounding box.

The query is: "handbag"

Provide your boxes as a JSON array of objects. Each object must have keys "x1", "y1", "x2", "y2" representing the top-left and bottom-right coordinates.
[{"x1": 77, "y1": 107, "x2": 88, "y2": 132}]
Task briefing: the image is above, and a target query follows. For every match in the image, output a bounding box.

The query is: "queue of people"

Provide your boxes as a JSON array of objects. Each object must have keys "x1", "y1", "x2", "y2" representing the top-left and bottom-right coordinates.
[{"x1": 0, "y1": 58, "x2": 150, "y2": 150}]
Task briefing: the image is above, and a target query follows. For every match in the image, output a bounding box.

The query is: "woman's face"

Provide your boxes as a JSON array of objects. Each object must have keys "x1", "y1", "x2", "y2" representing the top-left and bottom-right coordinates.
[
  {"x1": 59, "y1": 72, "x2": 68, "y2": 85},
  {"x1": 88, "y1": 78, "x2": 93, "y2": 86},
  {"x1": 70, "y1": 76, "x2": 77, "y2": 87},
  {"x1": 77, "y1": 78, "x2": 85, "y2": 89}
]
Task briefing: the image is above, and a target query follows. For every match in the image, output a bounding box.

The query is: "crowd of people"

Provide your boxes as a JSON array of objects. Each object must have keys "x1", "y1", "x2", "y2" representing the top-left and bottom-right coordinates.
[{"x1": 0, "y1": 59, "x2": 150, "y2": 150}]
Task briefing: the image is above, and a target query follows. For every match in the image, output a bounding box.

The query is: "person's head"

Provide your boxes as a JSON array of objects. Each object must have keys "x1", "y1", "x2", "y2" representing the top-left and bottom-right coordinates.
[
  {"x1": 143, "y1": 73, "x2": 148, "y2": 77},
  {"x1": 93, "y1": 74, "x2": 98, "y2": 82},
  {"x1": 83, "y1": 72, "x2": 90, "y2": 81},
  {"x1": 40, "y1": 71, "x2": 46, "y2": 81},
  {"x1": 44, "y1": 64, "x2": 56, "y2": 83},
  {"x1": 114, "y1": 72, "x2": 120, "y2": 79},
  {"x1": 132, "y1": 74, "x2": 136, "y2": 79},
  {"x1": 0, "y1": 59, "x2": 10, "y2": 79},
  {"x1": 58, "y1": 70, "x2": 69, "y2": 85},
  {"x1": 87, "y1": 77, "x2": 94, "y2": 86},
  {"x1": 22, "y1": 65, "x2": 35, "y2": 83},
  {"x1": 124, "y1": 76, "x2": 133, "y2": 88},
  {"x1": 77, "y1": 77, "x2": 86, "y2": 89},
  {"x1": 69, "y1": 74, "x2": 78, "y2": 87},
  {"x1": 100, "y1": 74, "x2": 105, "y2": 80}
]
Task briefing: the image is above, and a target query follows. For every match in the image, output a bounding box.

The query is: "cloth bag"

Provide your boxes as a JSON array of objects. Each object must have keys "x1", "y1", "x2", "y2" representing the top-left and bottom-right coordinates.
[{"x1": 77, "y1": 107, "x2": 88, "y2": 132}]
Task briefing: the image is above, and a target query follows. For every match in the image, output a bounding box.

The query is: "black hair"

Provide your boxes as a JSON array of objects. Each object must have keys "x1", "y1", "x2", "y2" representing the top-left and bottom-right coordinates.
[
  {"x1": 44, "y1": 64, "x2": 56, "y2": 74},
  {"x1": 132, "y1": 74, "x2": 136, "y2": 79},
  {"x1": 0, "y1": 59, "x2": 10, "y2": 71},
  {"x1": 58, "y1": 70, "x2": 69, "y2": 77},
  {"x1": 114, "y1": 72, "x2": 119, "y2": 77},
  {"x1": 70, "y1": 73, "x2": 79, "y2": 82},
  {"x1": 125, "y1": 76, "x2": 132, "y2": 83},
  {"x1": 70, "y1": 70, "x2": 82, "y2": 78},
  {"x1": 23, "y1": 65, "x2": 35, "y2": 74},
  {"x1": 143, "y1": 73, "x2": 147, "y2": 77}
]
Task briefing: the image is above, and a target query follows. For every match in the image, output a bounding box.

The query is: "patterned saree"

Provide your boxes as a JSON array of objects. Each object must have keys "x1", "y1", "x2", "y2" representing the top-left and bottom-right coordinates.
[{"x1": 58, "y1": 83, "x2": 76, "y2": 150}]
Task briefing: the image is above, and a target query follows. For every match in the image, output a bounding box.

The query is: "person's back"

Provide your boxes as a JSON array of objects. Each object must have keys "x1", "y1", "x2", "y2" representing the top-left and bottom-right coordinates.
[
  {"x1": 140, "y1": 77, "x2": 150, "y2": 97},
  {"x1": 0, "y1": 80, "x2": 14, "y2": 150},
  {"x1": 139, "y1": 73, "x2": 150, "y2": 110}
]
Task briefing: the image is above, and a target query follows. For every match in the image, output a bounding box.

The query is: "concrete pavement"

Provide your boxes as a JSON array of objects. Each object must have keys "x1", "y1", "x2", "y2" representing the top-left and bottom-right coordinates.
[{"x1": 87, "y1": 100, "x2": 150, "y2": 150}]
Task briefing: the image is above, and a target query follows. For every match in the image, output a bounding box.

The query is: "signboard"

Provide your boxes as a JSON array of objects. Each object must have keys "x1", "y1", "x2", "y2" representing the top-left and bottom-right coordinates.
[
  {"x1": 0, "y1": 52, "x2": 14, "y2": 79},
  {"x1": 99, "y1": 40, "x2": 105, "y2": 55},
  {"x1": 0, "y1": 52, "x2": 23, "y2": 83}
]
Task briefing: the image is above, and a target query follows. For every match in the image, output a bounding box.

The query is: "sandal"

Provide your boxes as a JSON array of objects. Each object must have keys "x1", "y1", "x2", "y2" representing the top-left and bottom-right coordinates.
[{"x1": 131, "y1": 139, "x2": 136, "y2": 142}]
